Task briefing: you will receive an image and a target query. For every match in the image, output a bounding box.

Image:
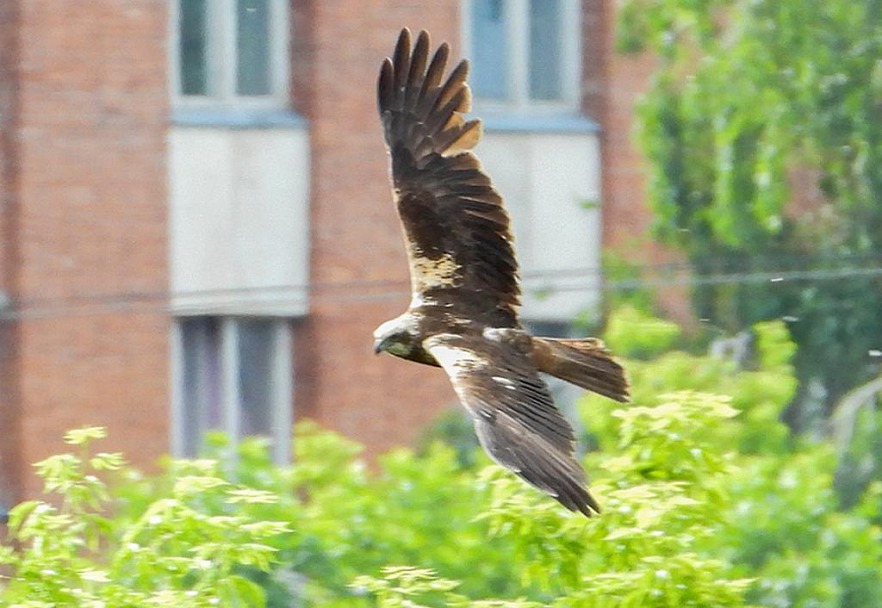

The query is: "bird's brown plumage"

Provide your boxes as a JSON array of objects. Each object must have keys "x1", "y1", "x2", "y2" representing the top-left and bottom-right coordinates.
[
  {"x1": 378, "y1": 28, "x2": 519, "y2": 327},
  {"x1": 425, "y1": 333, "x2": 601, "y2": 515},
  {"x1": 374, "y1": 28, "x2": 629, "y2": 517}
]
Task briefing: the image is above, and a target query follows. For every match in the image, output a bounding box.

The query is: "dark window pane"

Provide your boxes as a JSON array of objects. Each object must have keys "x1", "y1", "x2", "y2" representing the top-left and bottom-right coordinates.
[
  {"x1": 179, "y1": 0, "x2": 208, "y2": 95},
  {"x1": 237, "y1": 0, "x2": 272, "y2": 95},
  {"x1": 471, "y1": 0, "x2": 509, "y2": 100},
  {"x1": 238, "y1": 319, "x2": 275, "y2": 436},
  {"x1": 529, "y1": 0, "x2": 563, "y2": 100},
  {"x1": 181, "y1": 317, "x2": 222, "y2": 456}
]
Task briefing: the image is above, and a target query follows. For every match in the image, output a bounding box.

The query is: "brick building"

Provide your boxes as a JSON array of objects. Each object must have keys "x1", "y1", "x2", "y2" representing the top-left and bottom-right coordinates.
[{"x1": 0, "y1": 0, "x2": 655, "y2": 509}]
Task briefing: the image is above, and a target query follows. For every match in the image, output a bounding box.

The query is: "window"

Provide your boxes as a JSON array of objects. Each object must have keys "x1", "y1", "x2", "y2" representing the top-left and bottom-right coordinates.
[
  {"x1": 172, "y1": 317, "x2": 293, "y2": 462},
  {"x1": 173, "y1": 0, "x2": 289, "y2": 107},
  {"x1": 465, "y1": 0, "x2": 580, "y2": 111}
]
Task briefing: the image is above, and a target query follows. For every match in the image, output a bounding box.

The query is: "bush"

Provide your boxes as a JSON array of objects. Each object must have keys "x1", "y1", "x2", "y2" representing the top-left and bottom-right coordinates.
[
  {"x1": 2, "y1": 310, "x2": 880, "y2": 606},
  {"x1": 0, "y1": 427, "x2": 288, "y2": 606}
]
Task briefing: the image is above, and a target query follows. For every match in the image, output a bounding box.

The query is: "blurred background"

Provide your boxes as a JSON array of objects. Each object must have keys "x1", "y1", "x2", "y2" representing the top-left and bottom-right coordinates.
[
  {"x1": 3, "y1": 1, "x2": 882, "y2": 605},
  {"x1": 1, "y1": 0, "x2": 880, "y2": 538}
]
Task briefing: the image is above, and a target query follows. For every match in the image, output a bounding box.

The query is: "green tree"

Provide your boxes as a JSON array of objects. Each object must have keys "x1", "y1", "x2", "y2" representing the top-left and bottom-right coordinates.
[
  {"x1": 0, "y1": 427, "x2": 288, "y2": 606},
  {"x1": 4, "y1": 311, "x2": 881, "y2": 606},
  {"x1": 617, "y1": 0, "x2": 882, "y2": 418}
]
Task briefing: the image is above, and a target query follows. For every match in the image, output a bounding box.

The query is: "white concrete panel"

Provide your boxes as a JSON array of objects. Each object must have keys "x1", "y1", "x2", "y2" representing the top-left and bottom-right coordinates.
[
  {"x1": 169, "y1": 126, "x2": 310, "y2": 316},
  {"x1": 477, "y1": 131, "x2": 602, "y2": 322}
]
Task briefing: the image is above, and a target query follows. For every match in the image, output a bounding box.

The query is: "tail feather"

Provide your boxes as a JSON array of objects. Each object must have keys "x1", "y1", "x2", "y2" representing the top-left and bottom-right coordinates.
[{"x1": 532, "y1": 337, "x2": 630, "y2": 403}]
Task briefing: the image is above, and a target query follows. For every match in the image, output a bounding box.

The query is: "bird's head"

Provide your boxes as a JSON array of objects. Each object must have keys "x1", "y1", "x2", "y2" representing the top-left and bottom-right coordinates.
[{"x1": 373, "y1": 315, "x2": 419, "y2": 358}]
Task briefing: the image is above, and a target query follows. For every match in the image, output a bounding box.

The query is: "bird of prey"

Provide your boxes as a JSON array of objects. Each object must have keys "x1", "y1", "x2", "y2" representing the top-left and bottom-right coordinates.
[{"x1": 373, "y1": 28, "x2": 629, "y2": 517}]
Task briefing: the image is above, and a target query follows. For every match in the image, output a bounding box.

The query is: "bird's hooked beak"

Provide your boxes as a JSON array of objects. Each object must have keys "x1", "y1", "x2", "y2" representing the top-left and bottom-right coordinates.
[{"x1": 373, "y1": 336, "x2": 386, "y2": 355}]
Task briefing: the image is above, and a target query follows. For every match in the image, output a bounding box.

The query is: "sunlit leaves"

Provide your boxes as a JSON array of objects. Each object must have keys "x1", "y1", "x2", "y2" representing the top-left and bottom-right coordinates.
[
  {"x1": 352, "y1": 566, "x2": 544, "y2": 608},
  {"x1": 604, "y1": 305, "x2": 682, "y2": 358},
  {"x1": 352, "y1": 566, "x2": 460, "y2": 607},
  {"x1": 0, "y1": 428, "x2": 287, "y2": 606},
  {"x1": 64, "y1": 426, "x2": 107, "y2": 446},
  {"x1": 2, "y1": 311, "x2": 882, "y2": 605}
]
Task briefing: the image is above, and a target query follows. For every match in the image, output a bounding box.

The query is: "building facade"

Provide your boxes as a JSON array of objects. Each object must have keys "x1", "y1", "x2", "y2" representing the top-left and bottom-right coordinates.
[{"x1": 0, "y1": 0, "x2": 654, "y2": 508}]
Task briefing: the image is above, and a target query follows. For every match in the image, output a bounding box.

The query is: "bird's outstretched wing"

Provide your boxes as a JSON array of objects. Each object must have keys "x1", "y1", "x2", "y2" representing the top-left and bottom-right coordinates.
[
  {"x1": 378, "y1": 28, "x2": 520, "y2": 327},
  {"x1": 424, "y1": 333, "x2": 600, "y2": 516}
]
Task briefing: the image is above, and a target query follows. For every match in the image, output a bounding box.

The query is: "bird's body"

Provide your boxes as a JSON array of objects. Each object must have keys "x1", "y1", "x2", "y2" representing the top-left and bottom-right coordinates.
[{"x1": 373, "y1": 29, "x2": 629, "y2": 517}]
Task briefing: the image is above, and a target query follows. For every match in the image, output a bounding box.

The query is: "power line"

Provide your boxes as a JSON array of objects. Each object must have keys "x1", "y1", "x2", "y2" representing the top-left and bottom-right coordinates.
[
  {"x1": 608, "y1": 265, "x2": 882, "y2": 290},
  {"x1": 4, "y1": 248, "x2": 881, "y2": 313},
  {"x1": 1, "y1": 258, "x2": 880, "y2": 321}
]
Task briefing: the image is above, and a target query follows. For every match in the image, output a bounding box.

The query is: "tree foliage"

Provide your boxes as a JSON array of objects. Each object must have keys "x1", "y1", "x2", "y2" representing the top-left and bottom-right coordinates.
[
  {"x1": 2, "y1": 309, "x2": 881, "y2": 606},
  {"x1": 617, "y1": 0, "x2": 882, "y2": 413},
  {"x1": 0, "y1": 427, "x2": 287, "y2": 607}
]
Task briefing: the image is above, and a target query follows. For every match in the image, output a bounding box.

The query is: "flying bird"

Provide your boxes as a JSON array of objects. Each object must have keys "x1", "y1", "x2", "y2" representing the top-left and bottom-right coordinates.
[{"x1": 373, "y1": 28, "x2": 629, "y2": 517}]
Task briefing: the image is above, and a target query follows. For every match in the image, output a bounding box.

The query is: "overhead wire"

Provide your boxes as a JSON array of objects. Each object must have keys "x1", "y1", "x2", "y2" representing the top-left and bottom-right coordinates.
[{"x1": 0, "y1": 252, "x2": 880, "y2": 321}]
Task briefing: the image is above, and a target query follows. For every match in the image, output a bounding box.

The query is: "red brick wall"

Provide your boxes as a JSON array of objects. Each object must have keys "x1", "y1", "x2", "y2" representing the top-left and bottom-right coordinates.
[
  {"x1": 593, "y1": 0, "x2": 659, "y2": 251},
  {"x1": 297, "y1": 2, "x2": 464, "y2": 457},
  {"x1": 7, "y1": 0, "x2": 170, "y2": 499},
  {"x1": 581, "y1": 0, "x2": 605, "y2": 121},
  {"x1": 595, "y1": 0, "x2": 692, "y2": 322},
  {"x1": 0, "y1": 0, "x2": 23, "y2": 510},
  {"x1": 597, "y1": 12, "x2": 658, "y2": 254}
]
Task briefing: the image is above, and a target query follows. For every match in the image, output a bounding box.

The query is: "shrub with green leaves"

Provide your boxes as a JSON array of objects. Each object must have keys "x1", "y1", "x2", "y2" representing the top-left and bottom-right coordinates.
[
  {"x1": 0, "y1": 427, "x2": 288, "y2": 607},
  {"x1": 2, "y1": 309, "x2": 880, "y2": 607}
]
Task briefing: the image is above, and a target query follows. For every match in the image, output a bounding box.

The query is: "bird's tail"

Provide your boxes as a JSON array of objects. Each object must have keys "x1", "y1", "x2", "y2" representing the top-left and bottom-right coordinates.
[{"x1": 532, "y1": 337, "x2": 630, "y2": 403}]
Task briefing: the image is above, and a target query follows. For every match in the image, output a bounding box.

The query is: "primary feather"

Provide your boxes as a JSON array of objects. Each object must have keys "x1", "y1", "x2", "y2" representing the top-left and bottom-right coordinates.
[{"x1": 378, "y1": 28, "x2": 520, "y2": 328}]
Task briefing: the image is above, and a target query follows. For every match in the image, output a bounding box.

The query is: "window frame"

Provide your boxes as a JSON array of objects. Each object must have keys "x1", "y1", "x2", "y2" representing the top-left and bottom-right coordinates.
[
  {"x1": 461, "y1": 0, "x2": 582, "y2": 114},
  {"x1": 170, "y1": 316, "x2": 294, "y2": 464},
  {"x1": 169, "y1": 0, "x2": 290, "y2": 110}
]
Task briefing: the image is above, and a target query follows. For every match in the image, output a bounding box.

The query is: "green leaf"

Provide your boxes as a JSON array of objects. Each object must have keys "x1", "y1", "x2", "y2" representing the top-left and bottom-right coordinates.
[{"x1": 64, "y1": 426, "x2": 107, "y2": 446}]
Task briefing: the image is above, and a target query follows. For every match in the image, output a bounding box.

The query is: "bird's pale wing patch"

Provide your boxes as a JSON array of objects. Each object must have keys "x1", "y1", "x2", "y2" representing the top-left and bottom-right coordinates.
[
  {"x1": 425, "y1": 333, "x2": 600, "y2": 516},
  {"x1": 406, "y1": 248, "x2": 460, "y2": 293}
]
